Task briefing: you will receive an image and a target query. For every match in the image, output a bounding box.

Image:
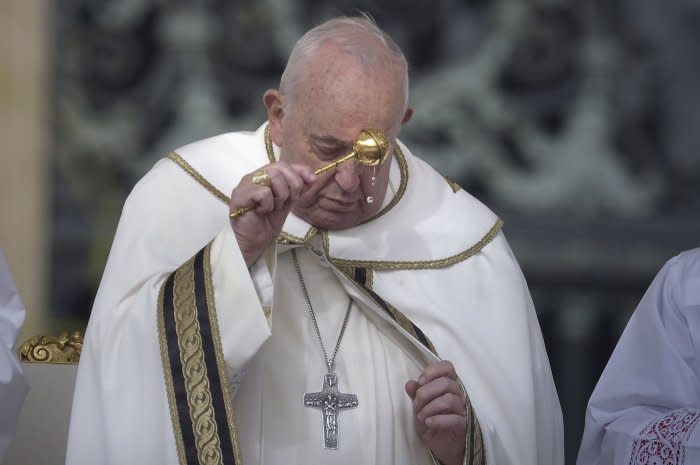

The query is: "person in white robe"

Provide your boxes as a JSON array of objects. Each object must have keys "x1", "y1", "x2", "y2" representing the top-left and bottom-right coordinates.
[
  {"x1": 66, "y1": 15, "x2": 563, "y2": 465},
  {"x1": 577, "y1": 247, "x2": 700, "y2": 465},
  {"x1": 0, "y1": 247, "x2": 29, "y2": 462}
]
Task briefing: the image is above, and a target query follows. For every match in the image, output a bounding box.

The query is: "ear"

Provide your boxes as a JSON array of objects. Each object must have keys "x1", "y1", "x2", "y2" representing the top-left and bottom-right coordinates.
[
  {"x1": 401, "y1": 106, "x2": 413, "y2": 125},
  {"x1": 263, "y1": 89, "x2": 284, "y2": 146}
]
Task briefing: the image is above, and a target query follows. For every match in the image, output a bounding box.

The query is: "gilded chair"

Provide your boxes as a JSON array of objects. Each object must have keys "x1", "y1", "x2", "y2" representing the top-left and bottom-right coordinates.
[{"x1": 3, "y1": 332, "x2": 83, "y2": 465}]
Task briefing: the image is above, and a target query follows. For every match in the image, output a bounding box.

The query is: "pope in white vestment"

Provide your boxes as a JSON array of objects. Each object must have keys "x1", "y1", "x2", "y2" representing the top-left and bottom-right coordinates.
[
  {"x1": 577, "y1": 248, "x2": 700, "y2": 465},
  {"x1": 0, "y1": 248, "x2": 29, "y2": 463},
  {"x1": 66, "y1": 15, "x2": 563, "y2": 465},
  {"x1": 66, "y1": 124, "x2": 563, "y2": 465}
]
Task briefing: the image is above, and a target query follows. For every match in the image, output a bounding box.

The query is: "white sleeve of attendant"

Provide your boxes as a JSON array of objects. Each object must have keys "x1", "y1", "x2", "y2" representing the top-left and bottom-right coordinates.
[
  {"x1": 577, "y1": 250, "x2": 700, "y2": 465},
  {"x1": 0, "y1": 249, "x2": 29, "y2": 463},
  {"x1": 0, "y1": 308, "x2": 28, "y2": 463}
]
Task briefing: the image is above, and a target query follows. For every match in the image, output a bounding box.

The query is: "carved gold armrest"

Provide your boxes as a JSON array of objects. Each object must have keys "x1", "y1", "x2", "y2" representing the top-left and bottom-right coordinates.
[{"x1": 17, "y1": 331, "x2": 84, "y2": 364}]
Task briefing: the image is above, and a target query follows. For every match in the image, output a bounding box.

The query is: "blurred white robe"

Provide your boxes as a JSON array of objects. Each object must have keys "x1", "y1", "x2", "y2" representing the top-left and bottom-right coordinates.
[
  {"x1": 0, "y1": 248, "x2": 29, "y2": 462},
  {"x1": 577, "y1": 247, "x2": 700, "y2": 465},
  {"x1": 66, "y1": 124, "x2": 563, "y2": 465}
]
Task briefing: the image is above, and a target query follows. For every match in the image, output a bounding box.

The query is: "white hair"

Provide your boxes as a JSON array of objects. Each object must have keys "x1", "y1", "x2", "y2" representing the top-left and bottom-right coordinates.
[{"x1": 279, "y1": 15, "x2": 409, "y2": 112}]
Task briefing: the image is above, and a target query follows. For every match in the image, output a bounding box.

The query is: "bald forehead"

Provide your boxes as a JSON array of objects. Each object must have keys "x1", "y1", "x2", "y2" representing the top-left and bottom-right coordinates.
[{"x1": 288, "y1": 41, "x2": 405, "y2": 106}]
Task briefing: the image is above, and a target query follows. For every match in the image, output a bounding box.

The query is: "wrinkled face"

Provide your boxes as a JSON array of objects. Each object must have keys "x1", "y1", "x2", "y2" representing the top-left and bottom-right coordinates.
[{"x1": 266, "y1": 46, "x2": 409, "y2": 230}]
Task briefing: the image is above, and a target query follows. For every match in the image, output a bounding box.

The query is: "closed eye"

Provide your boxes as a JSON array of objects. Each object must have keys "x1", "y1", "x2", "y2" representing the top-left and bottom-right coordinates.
[
  {"x1": 310, "y1": 134, "x2": 352, "y2": 160},
  {"x1": 314, "y1": 144, "x2": 350, "y2": 160}
]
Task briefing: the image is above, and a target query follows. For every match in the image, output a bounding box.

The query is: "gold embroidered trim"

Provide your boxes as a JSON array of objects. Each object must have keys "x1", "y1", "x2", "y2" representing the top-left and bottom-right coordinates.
[
  {"x1": 157, "y1": 283, "x2": 188, "y2": 465},
  {"x1": 323, "y1": 218, "x2": 503, "y2": 271},
  {"x1": 17, "y1": 331, "x2": 83, "y2": 364},
  {"x1": 372, "y1": 143, "x2": 408, "y2": 222},
  {"x1": 336, "y1": 265, "x2": 370, "y2": 286},
  {"x1": 277, "y1": 227, "x2": 319, "y2": 245},
  {"x1": 168, "y1": 152, "x2": 230, "y2": 205},
  {"x1": 444, "y1": 175, "x2": 462, "y2": 193},
  {"x1": 337, "y1": 266, "x2": 356, "y2": 281},
  {"x1": 470, "y1": 406, "x2": 486, "y2": 465},
  {"x1": 458, "y1": 379, "x2": 486, "y2": 465},
  {"x1": 365, "y1": 268, "x2": 374, "y2": 289},
  {"x1": 203, "y1": 246, "x2": 243, "y2": 464},
  {"x1": 265, "y1": 124, "x2": 275, "y2": 163}
]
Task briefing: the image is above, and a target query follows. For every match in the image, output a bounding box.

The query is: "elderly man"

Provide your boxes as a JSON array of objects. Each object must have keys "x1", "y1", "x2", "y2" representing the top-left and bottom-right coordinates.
[{"x1": 66, "y1": 15, "x2": 563, "y2": 465}]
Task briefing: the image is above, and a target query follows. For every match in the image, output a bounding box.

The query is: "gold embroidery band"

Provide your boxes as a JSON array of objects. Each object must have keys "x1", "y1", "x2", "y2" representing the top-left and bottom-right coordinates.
[
  {"x1": 158, "y1": 245, "x2": 242, "y2": 465},
  {"x1": 326, "y1": 219, "x2": 504, "y2": 271},
  {"x1": 467, "y1": 396, "x2": 486, "y2": 465},
  {"x1": 168, "y1": 153, "x2": 230, "y2": 206},
  {"x1": 277, "y1": 228, "x2": 319, "y2": 246}
]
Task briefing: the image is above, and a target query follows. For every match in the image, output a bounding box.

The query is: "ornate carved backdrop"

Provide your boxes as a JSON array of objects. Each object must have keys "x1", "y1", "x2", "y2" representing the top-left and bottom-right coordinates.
[{"x1": 51, "y1": 1, "x2": 700, "y2": 463}]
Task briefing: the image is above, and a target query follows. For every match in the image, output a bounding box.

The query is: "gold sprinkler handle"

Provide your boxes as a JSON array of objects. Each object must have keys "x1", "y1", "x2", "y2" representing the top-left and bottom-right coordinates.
[{"x1": 313, "y1": 151, "x2": 359, "y2": 175}]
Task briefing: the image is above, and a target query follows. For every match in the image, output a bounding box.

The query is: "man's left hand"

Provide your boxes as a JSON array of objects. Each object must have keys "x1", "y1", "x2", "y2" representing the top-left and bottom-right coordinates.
[{"x1": 405, "y1": 360, "x2": 467, "y2": 465}]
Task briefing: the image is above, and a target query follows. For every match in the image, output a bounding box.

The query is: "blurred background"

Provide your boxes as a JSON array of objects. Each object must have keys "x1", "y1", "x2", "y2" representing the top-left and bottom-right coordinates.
[{"x1": 1, "y1": 0, "x2": 699, "y2": 463}]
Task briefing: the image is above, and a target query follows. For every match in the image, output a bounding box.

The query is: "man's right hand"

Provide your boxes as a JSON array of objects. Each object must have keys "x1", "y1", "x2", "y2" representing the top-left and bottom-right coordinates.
[{"x1": 229, "y1": 162, "x2": 316, "y2": 267}]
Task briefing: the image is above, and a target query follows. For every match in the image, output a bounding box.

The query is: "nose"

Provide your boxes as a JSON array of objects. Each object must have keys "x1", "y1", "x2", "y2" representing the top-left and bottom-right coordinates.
[{"x1": 333, "y1": 160, "x2": 362, "y2": 193}]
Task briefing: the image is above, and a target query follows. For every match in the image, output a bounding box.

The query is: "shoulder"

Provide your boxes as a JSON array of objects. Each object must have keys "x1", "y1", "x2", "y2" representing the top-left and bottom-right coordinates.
[
  {"x1": 397, "y1": 139, "x2": 500, "y2": 235},
  {"x1": 175, "y1": 129, "x2": 263, "y2": 165},
  {"x1": 666, "y1": 247, "x2": 700, "y2": 274},
  {"x1": 129, "y1": 125, "x2": 269, "y2": 206},
  {"x1": 660, "y1": 247, "x2": 700, "y2": 311},
  {"x1": 173, "y1": 126, "x2": 267, "y2": 176}
]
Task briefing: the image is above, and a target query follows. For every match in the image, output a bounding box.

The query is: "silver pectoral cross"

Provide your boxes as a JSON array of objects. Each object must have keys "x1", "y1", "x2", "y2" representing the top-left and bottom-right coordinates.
[{"x1": 303, "y1": 373, "x2": 359, "y2": 449}]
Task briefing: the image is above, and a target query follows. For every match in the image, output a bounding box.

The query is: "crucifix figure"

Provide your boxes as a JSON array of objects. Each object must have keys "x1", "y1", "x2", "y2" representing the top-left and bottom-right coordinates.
[{"x1": 304, "y1": 373, "x2": 359, "y2": 449}]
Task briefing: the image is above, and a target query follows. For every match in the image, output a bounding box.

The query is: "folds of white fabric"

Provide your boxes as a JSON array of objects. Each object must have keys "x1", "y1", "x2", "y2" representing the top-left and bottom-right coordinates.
[{"x1": 0, "y1": 248, "x2": 29, "y2": 462}]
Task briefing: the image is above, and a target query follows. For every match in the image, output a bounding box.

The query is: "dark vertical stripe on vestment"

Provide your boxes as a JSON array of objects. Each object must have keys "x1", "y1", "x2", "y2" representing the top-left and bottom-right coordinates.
[
  {"x1": 409, "y1": 322, "x2": 432, "y2": 353},
  {"x1": 353, "y1": 268, "x2": 398, "y2": 322}
]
